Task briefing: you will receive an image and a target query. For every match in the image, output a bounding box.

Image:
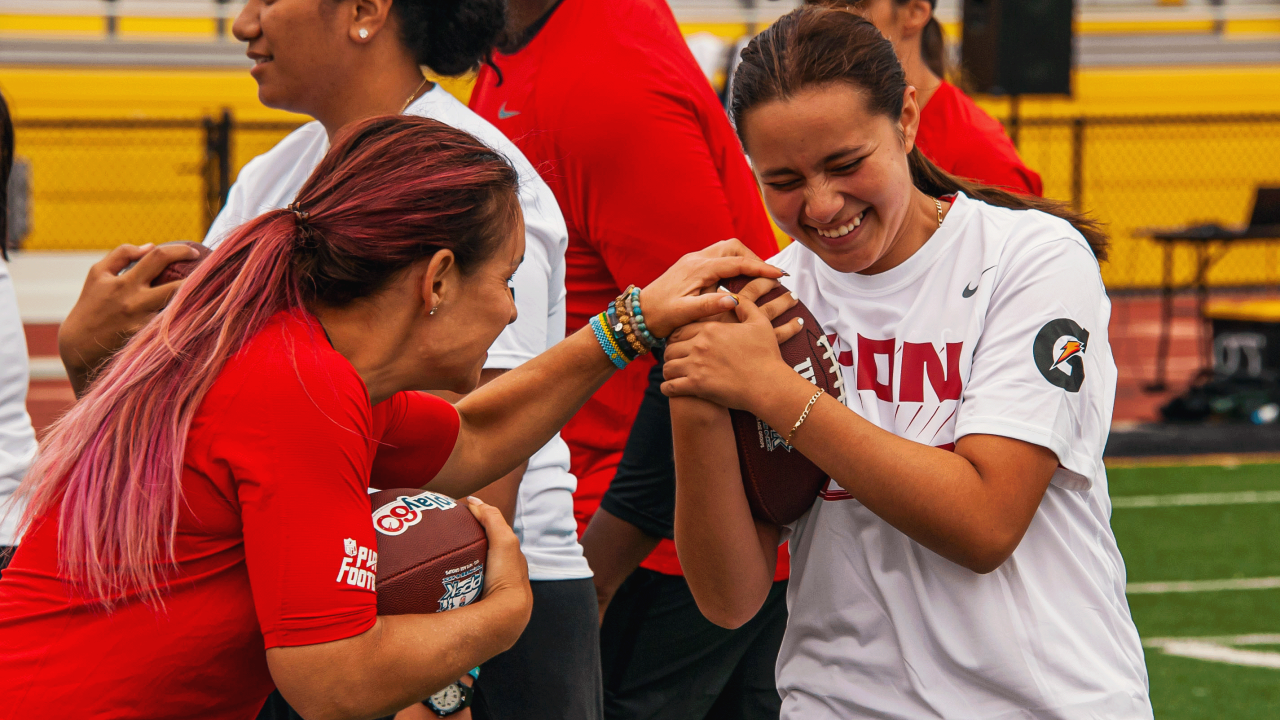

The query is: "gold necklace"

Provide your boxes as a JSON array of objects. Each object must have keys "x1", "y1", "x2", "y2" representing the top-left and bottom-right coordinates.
[
  {"x1": 934, "y1": 197, "x2": 943, "y2": 228},
  {"x1": 400, "y1": 75, "x2": 429, "y2": 114}
]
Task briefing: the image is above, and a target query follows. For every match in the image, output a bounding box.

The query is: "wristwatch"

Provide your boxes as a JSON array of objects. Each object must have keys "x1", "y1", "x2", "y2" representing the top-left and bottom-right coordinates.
[
  {"x1": 424, "y1": 667, "x2": 480, "y2": 717},
  {"x1": 424, "y1": 681, "x2": 472, "y2": 717}
]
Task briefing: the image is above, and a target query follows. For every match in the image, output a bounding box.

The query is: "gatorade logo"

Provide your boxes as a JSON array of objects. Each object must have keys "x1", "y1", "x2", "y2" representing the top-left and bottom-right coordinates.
[{"x1": 1033, "y1": 319, "x2": 1090, "y2": 392}]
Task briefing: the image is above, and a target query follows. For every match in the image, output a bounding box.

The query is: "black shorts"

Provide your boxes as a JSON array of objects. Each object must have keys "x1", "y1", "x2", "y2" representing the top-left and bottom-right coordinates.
[
  {"x1": 472, "y1": 577, "x2": 603, "y2": 720},
  {"x1": 601, "y1": 569, "x2": 787, "y2": 720},
  {"x1": 599, "y1": 349, "x2": 675, "y2": 541}
]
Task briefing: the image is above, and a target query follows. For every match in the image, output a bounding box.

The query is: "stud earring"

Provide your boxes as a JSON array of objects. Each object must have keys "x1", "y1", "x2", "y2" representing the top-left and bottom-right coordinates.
[
  {"x1": 358, "y1": 28, "x2": 369, "y2": 39},
  {"x1": 429, "y1": 306, "x2": 438, "y2": 316}
]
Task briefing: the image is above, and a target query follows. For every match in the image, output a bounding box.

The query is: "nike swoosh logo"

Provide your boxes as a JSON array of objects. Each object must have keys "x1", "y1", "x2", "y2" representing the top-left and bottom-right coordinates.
[
  {"x1": 961, "y1": 265, "x2": 997, "y2": 298},
  {"x1": 497, "y1": 102, "x2": 520, "y2": 120}
]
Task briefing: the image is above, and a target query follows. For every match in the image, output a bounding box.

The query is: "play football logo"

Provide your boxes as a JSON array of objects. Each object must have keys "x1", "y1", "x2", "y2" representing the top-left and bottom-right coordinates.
[
  {"x1": 372, "y1": 490, "x2": 458, "y2": 536},
  {"x1": 1033, "y1": 318, "x2": 1090, "y2": 392}
]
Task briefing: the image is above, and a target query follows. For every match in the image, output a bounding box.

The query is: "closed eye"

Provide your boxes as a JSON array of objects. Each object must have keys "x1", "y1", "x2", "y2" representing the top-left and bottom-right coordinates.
[
  {"x1": 829, "y1": 158, "x2": 863, "y2": 174},
  {"x1": 765, "y1": 177, "x2": 803, "y2": 191}
]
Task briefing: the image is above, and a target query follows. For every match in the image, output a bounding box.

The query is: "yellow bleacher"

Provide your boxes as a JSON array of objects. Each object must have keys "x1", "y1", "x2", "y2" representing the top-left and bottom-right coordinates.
[{"x1": 2, "y1": 7, "x2": 1279, "y2": 291}]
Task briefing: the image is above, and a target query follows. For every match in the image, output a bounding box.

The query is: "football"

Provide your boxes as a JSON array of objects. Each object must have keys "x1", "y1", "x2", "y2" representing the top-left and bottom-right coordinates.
[
  {"x1": 720, "y1": 276, "x2": 847, "y2": 525},
  {"x1": 120, "y1": 240, "x2": 211, "y2": 287},
  {"x1": 368, "y1": 488, "x2": 488, "y2": 616}
]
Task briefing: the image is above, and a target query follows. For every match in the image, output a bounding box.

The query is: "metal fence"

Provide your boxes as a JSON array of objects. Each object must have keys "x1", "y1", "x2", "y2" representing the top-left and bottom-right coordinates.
[
  {"x1": 12, "y1": 111, "x2": 1280, "y2": 291},
  {"x1": 11, "y1": 114, "x2": 301, "y2": 250},
  {"x1": 1012, "y1": 113, "x2": 1280, "y2": 289}
]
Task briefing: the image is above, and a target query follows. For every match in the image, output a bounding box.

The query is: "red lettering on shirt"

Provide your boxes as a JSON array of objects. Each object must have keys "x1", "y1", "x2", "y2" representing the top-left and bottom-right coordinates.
[
  {"x1": 856, "y1": 335, "x2": 895, "y2": 403},
  {"x1": 900, "y1": 342, "x2": 964, "y2": 403}
]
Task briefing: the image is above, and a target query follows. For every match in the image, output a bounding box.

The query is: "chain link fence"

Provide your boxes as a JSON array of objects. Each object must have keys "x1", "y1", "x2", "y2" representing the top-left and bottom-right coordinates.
[
  {"x1": 10, "y1": 114, "x2": 301, "y2": 251},
  {"x1": 11, "y1": 111, "x2": 1280, "y2": 292},
  {"x1": 1014, "y1": 113, "x2": 1280, "y2": 289}
]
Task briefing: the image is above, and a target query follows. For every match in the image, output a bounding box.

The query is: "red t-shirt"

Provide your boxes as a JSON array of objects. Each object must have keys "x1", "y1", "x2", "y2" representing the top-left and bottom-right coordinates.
[
  {"x1": 915, "y1": 81, "x2": 1044, "y2": 197},
  {"x1": 469, "y1": 0, "x2": 784, "y2": 578},
  {"x1": 0, "y1": 311, "x2": 460, "y2": 720}
]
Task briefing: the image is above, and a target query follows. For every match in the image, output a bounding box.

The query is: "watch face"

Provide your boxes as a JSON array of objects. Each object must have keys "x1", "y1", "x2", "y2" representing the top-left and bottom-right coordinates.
[{"x1": 429, "y1": 684, "x2": 462, "y2": 712}]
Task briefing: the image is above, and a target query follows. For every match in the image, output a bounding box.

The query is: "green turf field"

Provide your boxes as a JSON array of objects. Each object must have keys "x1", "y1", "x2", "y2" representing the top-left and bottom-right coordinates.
[{"x1": 1109, "y1": 460, "x2": 1280, "y2": 718}]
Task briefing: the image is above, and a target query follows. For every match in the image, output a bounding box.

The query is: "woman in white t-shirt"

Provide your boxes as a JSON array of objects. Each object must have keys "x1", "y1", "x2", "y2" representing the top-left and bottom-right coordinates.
[
  {"x1": 666, "y1": 8, "x2": 1153, "y2": 719},
  {"x1": 57, "y1": 1, "x2": 597, "y2": 718},
  {"x1": 0, "y1": 92, "x2": 39, "y2": 571}
]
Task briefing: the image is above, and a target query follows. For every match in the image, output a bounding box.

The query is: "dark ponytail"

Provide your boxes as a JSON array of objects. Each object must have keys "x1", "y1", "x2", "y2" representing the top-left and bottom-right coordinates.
[
  {"x1": 391, "y1": 0, "x2": 506, "y2": 77},
  {"x1": 739, "y1": 5, "x2": 1107, "y2": 260},
  {"x1": 1, "y1": 90, "x2": 12, "y2": 261},
  {"x1": 920, "y1": 15, "x2": 944, "y2": 78}
]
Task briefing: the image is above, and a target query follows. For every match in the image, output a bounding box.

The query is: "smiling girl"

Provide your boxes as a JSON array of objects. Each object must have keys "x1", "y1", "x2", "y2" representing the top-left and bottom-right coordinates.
[{"x1": 665, "y1": 7, "x2": 1153, "y2": 718}]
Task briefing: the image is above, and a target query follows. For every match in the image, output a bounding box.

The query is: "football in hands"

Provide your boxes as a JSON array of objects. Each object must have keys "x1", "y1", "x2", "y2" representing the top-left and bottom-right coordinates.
[
  {"x1": 120, "y1": 240, "x2": 211, "y2": 287},
  {"x1": 719, "y1": 276, "x2": 846, "y2": 525},
  {"x1": 368, "y1": 488, "x2": 487, "y2": 616}
]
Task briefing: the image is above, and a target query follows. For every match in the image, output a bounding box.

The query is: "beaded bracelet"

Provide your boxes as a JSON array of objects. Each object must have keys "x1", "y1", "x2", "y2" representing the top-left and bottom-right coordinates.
[
  {"x1": 605, "y1": 303, "x2": 641, "y2": 361},
  {"x1": 590, "y1": 313, "x2": 630, "y2": 369},
  {"x1": 613, "y1": 296, "x2": 648, "y2": 358},
  {"x1": 626, "y1": 285, "x2": 664, "y2": 349}
]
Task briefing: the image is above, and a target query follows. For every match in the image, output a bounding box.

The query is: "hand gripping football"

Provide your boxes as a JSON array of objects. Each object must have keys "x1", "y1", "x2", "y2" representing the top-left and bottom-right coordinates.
[
  {"x1": 120, "y1": 240, "x2": 211, "y2": 287},
  {"x1": 369, "y1": 488, "x2": 488, "y2": 616},
  {"x1": 720, "y1": 276, "x2": 847, "y2": 525}
]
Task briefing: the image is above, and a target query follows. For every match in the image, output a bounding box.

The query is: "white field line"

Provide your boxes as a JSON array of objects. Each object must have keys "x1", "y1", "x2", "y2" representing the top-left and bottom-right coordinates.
[
  {"x1": 1145, "y1": 635, "x2": 1280, "y2": 670},
  {"x1": 1127, "y1": 577, "x2": 1280, "y2": 594},
  {"x1": 1112, "y1": 490, "x2": 1280, "y2": 509}
]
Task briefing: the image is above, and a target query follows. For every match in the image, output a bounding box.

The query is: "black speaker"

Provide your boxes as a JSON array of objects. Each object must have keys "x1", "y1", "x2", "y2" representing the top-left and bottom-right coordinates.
[{"x1": 961, "y1": 0, "x2": 1074, "y2": 96}]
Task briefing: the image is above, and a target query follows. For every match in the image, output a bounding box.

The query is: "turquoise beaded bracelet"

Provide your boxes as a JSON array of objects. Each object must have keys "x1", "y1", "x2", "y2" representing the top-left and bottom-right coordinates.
[{"x1": 627, "y1": 286, "x2": 664, "y2": 349}]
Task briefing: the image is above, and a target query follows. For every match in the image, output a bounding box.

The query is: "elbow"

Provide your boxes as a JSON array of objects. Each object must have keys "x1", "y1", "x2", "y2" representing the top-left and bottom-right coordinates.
[
  {"x1": 687, "y1": 581, "x2": 768, "y2": 629},
  {"x1": 698, "y1": 599, "x2": 761, "y2": 630},
  {"x1": 952, "y1": 530, "x2": 1022, "y2": 575}
]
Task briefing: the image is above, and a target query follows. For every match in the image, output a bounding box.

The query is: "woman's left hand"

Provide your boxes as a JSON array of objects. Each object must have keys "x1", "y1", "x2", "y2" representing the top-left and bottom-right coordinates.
[
  {"x1": 661, "y1": 297, "x2": 804, "y2": 413},
  {"x1": 637, "y1": 239, "x2": 784, "y2": 339}
]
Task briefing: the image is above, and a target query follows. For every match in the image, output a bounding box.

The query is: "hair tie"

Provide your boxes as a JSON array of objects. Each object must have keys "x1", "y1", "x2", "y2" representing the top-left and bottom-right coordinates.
[
  {"x1": 287, "y1": 202, "x2": 318, "y2": 248},
  {"x1": 287, "y1": 201, "x2": 310, "y2": 224}
]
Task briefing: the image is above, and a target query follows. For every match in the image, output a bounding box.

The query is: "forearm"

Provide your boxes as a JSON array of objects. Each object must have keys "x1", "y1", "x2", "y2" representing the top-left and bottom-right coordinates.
[
  {"x1": 754, "y1": 371, "x2": 1052, "y2": 572},
  {"x1": 269, "y1": 589, "x2": 527, "y2": 720},
  {"x1": 580, "y1": 508, "x2": 661, "y2": 621},
  {"x1": 434, "y1": 328, "x2": 613, "y2": 496},
  {"x1": 671, "y1": 397, "x2": 776, "y2": 628},
  {"x1": 471, "y1": 461, "x2": 525, "y2": 525}
]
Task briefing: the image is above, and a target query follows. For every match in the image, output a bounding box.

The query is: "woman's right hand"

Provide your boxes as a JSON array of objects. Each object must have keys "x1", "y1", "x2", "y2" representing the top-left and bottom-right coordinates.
[
  {"x1": 637, "y1": 239, "x2": 784, "y2": 340},
  {"x1": 465, "y1": 497, "x2": 532, "y2": 644},
  {"x1": 58, "y1": 242, "x2": 201, "y2": 395}
]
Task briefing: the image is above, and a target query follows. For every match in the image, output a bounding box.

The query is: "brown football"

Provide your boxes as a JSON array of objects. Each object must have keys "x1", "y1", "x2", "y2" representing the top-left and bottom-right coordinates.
[
  {"x1": 720, "y1": 276, "x2": 846, "y2": 525},
  {"x1": 120, "y1": 240, "x2": 211, "y2": 287},
  {"x1": 369, "y1": 488, "x2": 488, "y2": 616}
]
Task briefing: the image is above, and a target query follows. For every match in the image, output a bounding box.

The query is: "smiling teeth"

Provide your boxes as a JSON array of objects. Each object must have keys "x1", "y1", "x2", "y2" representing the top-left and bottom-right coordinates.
[{"x1": 816, "y1": 210, "x2": 865, "y2": 239}]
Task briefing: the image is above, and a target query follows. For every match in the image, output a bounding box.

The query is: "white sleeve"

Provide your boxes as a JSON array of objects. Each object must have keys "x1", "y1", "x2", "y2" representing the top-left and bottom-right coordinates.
[
  {"x1": 203, "y1": 166, "x2": 255, "y2": 249},
  {"x1": 954, "y1": 221, "x2": 1115, "y2": 491},
  {"x1": 483, "y1": 184, "x2": 568, "y2": 370}
]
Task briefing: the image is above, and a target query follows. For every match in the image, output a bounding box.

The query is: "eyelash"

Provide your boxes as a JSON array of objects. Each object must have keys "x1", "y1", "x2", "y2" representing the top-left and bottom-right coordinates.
[{"x1": 766, "y1": 159, "x2": 863, "y2": 191}]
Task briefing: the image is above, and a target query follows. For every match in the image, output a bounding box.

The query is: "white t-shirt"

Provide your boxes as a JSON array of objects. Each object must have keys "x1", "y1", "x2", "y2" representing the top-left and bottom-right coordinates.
[
  {"x1": 205, "y1": 86, "x2": 591, "y2": 581},
  {"x1": 0, "y1": 257, "x2": 38, "y2": 546},
  {"x1": 771, "y1": 194, "x2": 1151, "y2": 719}
]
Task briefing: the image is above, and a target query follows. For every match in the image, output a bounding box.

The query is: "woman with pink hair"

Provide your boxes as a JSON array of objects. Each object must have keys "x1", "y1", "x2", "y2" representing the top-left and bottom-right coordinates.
[{"x1": 0, "y1": 115, "x2": 780, "y2": 720}]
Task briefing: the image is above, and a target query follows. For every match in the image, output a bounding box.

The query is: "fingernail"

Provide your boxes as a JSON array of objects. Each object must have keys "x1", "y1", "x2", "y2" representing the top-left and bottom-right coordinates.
[
  {"x1": 140, "y1": 243, "x2": 154, "y2": 251},
  {"x1": 781, "y1": 271, "x2": 791, "y2": 277},
  {"x1": 797, "y1": 318, "x2": 804, "y2": 326},
  {"x1": 467, "y1": 496, "x2": 484, "y2": 505},
  {"x1": 790, "y1": 292, "x2": 798, "y2": 301}
]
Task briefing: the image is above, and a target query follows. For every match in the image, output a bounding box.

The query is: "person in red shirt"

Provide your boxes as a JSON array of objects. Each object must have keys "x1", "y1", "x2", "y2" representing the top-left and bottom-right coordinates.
[
  {"x1": 0, "y1": 115, "x2": 780, "y2": 720},
  {"x1": 469, "y1": 1, "x2": 789, "y2": 718},
  {"x1": 814, "y1": 0, "x2": 1043, "y2": 196}
]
